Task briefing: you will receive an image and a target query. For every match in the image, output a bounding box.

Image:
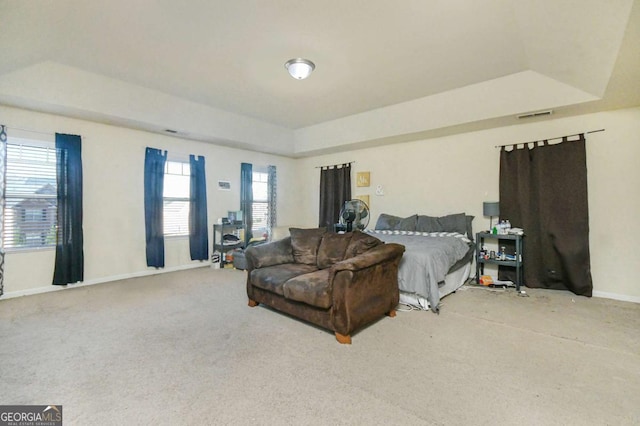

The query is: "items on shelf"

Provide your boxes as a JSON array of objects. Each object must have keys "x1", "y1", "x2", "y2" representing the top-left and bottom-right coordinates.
[
  {"x1": 479, "y1": 275, "x2": 515, "y2": 288},
  {"x1": 222, "y1": 233, "x2": 241, "y2": 245},
  {"x1": 491, "y1": 220, "x2": 524, "y2": 236},
  {"x1": 212, "y1": 223, "x2": 246, "y2": 269},
  {"x1": 475, "y1": 231, "x2": 524, "y2": 292},
  {"x1": 492, "y1": 219, "x2": 510, "y2": 235},
  {"x1": 211, "y1": 251, "x2": 221, "y2": 269}
]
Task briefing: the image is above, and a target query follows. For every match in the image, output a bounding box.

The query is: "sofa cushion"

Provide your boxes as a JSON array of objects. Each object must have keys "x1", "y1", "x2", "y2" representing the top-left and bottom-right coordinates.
[
  {"x1": 250, "y1": 264, "x2": 319, "y2": 296},
  {"x1": 344, "y1": 231, "x2": 383, "y2": 258},
  {"x1": 283, "y1": 269, "x2": 333, "y2": 309},
  {"x1": 317, "y1": 232, "x2": 353, "y2": 269},
  {"x1": 289, "y1": 227, "x2": 327, "y2": 265}
]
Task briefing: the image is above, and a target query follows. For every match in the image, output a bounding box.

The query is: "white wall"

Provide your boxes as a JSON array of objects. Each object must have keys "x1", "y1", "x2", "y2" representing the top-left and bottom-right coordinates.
[
  {"x1": 294, "y1": 107, "x2": 640, "y2": 302},
  {"x1": 0, "y1": 105, "x2": 298, "y2": 296},
  {"x1": 2, "y1": 105, "x2": 639, "y2": 303}
]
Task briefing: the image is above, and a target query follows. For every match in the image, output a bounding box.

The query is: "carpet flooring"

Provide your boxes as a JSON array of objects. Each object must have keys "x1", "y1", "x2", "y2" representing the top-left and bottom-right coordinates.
[{"x1": 1, "y1": 267, "x2": 639, "y2": 425}]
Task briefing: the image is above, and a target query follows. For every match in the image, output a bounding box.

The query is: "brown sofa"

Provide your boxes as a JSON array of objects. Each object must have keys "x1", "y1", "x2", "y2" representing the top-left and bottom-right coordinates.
[{"x1": 245, "y1": 227, "x2": 405, "y2": 344}]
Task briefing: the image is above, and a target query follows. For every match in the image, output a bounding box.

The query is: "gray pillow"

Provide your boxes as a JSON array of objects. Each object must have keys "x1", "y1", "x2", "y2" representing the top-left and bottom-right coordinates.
[
  {"x1": 397, "y1": 214, "x2": 418, "y2": 231},
  {"x1": 374, "y1": 213, "x2": 417, "y2": 231},
  {"x1": 466, "y1": 215, "x2": 475, "y2": 240},
  {"x1": 417, "y1": 213, "x2": 469, "y2": 236},
  {"x1": 374, "y1": 213, "x2": 401, "y2": 230},
  {"x1": 437, "y1": 213, "x2": 467, "y2": 235},
  {"x1": 416, "y1": 215, "x2": 440, "y2": 232}
]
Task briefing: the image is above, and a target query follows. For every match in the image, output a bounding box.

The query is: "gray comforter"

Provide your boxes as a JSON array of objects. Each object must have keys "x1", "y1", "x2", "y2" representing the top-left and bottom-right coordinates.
[{"x1": 367, "y1": 231, "x2": 472, "y2": 310}]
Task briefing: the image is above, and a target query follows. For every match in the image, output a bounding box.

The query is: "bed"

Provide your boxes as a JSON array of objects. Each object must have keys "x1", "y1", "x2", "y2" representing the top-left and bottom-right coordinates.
[{"x1": 366, "y1": 213, "x2": 475, "y2": 312}]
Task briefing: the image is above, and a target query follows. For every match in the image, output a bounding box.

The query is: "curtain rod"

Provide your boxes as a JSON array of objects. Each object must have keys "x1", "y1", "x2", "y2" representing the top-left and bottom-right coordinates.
[
  {"x1": 495, "y1": 129, "x2": 605, "y2": 148},
  {"x1": 315, "y1": 161, "x2": 355, "y2": 169},
  {"x1": 4, "y1": 125, "x2": 86, "y2": 139},
  {"x1": 3, "y1": 125, "x2": 56, "y2": 137}
]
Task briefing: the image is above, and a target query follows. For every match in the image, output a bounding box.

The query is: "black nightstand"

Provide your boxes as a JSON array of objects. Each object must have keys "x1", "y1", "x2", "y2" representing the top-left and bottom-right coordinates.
[
  {"x1": 475, "y1": 232, "x2": 524, "y2": 291},
  {"x1": 213, "y1": 223, "x2": 245, "y2": 267}
]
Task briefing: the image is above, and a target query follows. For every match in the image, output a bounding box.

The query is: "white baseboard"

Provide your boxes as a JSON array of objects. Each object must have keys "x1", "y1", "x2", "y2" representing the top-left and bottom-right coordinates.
[
  {"x1": 592, "y1": 291, "x2": 640, "y2": 304},
  {"x1": 1, "y1": 263, "x2": 209, "y2": 300}
]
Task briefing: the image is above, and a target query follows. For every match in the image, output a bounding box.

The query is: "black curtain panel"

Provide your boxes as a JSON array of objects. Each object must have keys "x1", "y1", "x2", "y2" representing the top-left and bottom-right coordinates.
[
  {"x1": 499, "y1": 135, "x2": 593, "y2": 296},
  {"x1": 318, "y1": 164, "x2": 351, "y2": 229},
  {"x1": 240, "y1": 162, "x2": 253, "y2": 245},
  {"x1": 189, "y1": 155, "x2": 209, "y2": 261},
  {"x1": 53, "y1": 133, "x2": 84, "y2": 285},
  {"x1": 144, "y1": 147, "x2": 167, "y2": 268}
]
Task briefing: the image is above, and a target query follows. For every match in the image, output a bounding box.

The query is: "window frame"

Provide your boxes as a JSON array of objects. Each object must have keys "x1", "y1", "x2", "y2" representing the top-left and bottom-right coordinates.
[
  {"x1": 162, "y1": 159, "x2": 191, "y2": 238},
  {"x1": 3, "y1": 136, "x2": 58, "y2": 252},
  {"x1": 251, "y1": 169, "x2": 269, "y2": 235}
]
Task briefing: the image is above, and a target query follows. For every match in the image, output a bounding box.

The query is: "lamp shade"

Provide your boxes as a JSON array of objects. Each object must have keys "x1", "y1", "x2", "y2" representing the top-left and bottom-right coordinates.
[
  {"x1": 483, "y1": 201, "x2": 499, "y2": 217},
  {"x1": 285, "y1": 58, "x2": 315, "y2": 80}
]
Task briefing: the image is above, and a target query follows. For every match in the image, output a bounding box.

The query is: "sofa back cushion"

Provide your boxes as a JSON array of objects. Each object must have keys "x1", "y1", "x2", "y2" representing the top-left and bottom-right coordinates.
[
  {"x1": 317, "y1": 232, "x2": 353, "y2": 269},
  {"x1": 289, "y1": 227, "x2": 327, "y2": 265},
  {"x1": 344, "y1": 230, "x2": 383, "y2": 259}
]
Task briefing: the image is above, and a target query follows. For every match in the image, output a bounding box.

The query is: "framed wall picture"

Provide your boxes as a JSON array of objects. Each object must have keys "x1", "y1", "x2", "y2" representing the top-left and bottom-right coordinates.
[
  {"x1": 356, "y1": 171, "x2": 370, "y2": 187},
  {"x1": 354, "y1": 194, "x2": 370, "y2": 207}
]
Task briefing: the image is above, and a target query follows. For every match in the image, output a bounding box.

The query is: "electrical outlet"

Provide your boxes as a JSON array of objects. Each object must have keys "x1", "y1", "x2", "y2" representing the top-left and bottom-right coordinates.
[{"x1": 375, "y1": 185, "x2": 384, "y2": 196}]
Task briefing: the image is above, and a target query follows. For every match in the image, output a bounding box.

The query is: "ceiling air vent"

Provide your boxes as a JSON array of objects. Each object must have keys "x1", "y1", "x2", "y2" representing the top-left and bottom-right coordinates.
[{"x1": 517, "y1": 110, "x2": 553, "y2": 119}]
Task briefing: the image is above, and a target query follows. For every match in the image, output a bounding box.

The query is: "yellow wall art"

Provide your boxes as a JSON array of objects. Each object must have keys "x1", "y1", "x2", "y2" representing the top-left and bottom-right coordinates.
[
  {"x1": 356, "y1": 171, "x2": 370, "y2": 187},
  {"x1": 354, "y1": 194, "x2": 370, "y2": 207}
]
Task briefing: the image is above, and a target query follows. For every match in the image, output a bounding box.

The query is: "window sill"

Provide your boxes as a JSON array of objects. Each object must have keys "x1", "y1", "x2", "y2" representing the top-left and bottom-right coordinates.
[
  {"x1": 165, "y1": 234, "x2": 189, "y2": 240},
  {"x1": 5, "y1": 246, "x2": 56, "y2": 254}
]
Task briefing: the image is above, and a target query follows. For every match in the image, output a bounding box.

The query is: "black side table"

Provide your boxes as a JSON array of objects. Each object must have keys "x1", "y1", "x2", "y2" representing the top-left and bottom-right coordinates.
[{"x1": 475, "y1": 232, "x2": 524, "y2": 291}]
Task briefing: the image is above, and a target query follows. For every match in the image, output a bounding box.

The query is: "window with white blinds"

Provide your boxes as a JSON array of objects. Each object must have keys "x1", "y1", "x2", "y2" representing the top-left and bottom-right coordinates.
[
  {"x1": 252, "y1": 171, "x2": 268, "y2": 234},
  {"x1": 163, "y1": 160, "x2": 190, "y2": 236},
  {"x1": 3, "y1": 140, "x2": 58, "y2": 250}
]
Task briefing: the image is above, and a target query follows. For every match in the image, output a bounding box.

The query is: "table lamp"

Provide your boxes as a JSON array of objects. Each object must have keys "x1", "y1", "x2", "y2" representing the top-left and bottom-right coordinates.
[{"x1": 483, "y1": 201, "x2": 499, "y2": 232}]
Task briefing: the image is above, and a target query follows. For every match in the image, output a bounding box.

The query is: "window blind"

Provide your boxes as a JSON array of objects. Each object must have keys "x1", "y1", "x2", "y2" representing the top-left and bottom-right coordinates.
[{"x1": 4, "y1": 142, "x2": 57, "y2": 249}]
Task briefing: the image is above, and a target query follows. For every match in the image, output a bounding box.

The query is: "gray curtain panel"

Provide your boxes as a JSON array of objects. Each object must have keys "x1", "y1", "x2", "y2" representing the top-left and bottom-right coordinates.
[
  {"x1": 0, "y1": 125, "x2": 6, "y2": 296},
  {"x1": 267, "y1": 165, "x2": 277, "y2": 240},
  {"x1": 499, "y1": 135, "x2": 593, "y2": 297},
  {"x1": 240, "y1": 162, "x2": 253, "y2": 245}
]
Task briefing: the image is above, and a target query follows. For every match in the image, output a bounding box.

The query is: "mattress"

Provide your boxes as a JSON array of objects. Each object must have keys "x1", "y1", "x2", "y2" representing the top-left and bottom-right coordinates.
[
  {"x1": 367, "y1": 230, "x2": 473, "y2": 312},
  {"x1": 399, "y1": 262, "x2": 471, "y2": 311}
]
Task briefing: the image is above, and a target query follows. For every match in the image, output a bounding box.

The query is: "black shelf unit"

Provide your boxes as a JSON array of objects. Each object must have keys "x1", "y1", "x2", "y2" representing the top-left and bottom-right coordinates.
[
  {"x1": 212, "y1": 223, "x2": 245, "y2": 267},
  {"x1": 475, "y1": 232, "x2": 524, "y2": 291}
]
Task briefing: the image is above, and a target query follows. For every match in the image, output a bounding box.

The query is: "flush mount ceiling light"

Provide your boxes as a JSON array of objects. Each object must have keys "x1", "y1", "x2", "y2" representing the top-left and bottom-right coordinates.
[{"x1": 284, "y1": 58, "x2": 315, "y2": 80}]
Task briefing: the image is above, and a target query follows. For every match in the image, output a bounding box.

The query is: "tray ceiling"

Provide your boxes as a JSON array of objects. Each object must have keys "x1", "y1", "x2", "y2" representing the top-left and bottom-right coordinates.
[{"x1": 1, "y1": 0, "x2": 638, "y2": 155}]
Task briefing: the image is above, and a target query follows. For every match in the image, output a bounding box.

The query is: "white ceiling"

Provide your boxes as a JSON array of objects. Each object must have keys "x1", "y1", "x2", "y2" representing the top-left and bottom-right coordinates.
[{"x1": 1, "y1": 0, "x2": 639, "y2": 156}]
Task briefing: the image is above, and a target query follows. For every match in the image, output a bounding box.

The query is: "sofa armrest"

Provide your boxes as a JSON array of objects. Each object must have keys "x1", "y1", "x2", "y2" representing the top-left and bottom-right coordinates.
[
  {"x1": 331, "y1": 243, "x2": 405, "y2": 272},
  {"x1": 245, "y1": 237, "x2": 294, "y2": 270}
]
